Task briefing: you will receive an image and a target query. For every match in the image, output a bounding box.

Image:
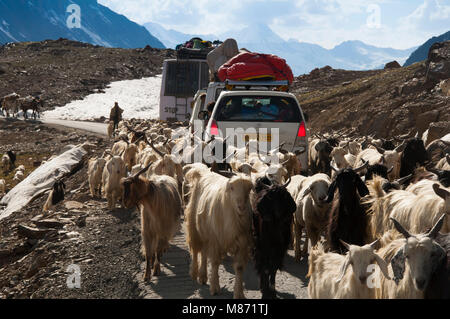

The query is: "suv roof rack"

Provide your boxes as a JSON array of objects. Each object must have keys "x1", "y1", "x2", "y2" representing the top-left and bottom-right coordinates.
[
  {"x1": 225, "y1": 80, "x2": 289, "y2": 87},
  {"x1": 224, "y1": 79, "x2": 290, "y2": 92}
]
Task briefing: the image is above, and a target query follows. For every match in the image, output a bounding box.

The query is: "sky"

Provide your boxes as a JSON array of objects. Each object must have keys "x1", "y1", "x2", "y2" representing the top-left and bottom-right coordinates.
[{"x1": 97, "y1": 0, "x2": 450, "y2": 49}]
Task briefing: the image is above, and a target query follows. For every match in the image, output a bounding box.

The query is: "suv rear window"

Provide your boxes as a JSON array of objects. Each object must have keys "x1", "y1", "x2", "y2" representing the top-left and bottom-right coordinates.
[{"x1": 214, "y1": 96, "x2": 302, "y2": 123}]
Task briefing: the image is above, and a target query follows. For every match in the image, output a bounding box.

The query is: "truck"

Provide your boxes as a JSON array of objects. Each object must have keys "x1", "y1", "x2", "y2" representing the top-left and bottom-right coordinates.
[{"x1": 159, "y1": 45, "x2": 213, "y2": 121}]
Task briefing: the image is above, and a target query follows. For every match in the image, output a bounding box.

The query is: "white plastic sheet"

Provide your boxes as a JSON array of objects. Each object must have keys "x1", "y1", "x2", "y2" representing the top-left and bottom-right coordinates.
[{"x1": 0, "y1": 145, "x2": 87, "y2": 220}]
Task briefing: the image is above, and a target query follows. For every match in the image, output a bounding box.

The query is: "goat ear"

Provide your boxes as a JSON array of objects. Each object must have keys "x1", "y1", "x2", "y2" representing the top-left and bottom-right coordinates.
[
  {"x1": 391, "y1": 247, "x2": 406, "y2": 284},
  {"x1": 339, "y1": 239, "x2": 351, "y2": 251},
  {"x1": 374, "y1": 254, "x2": 391, "y2": 280},
  {"x1": 356, "y1": 177, "x2": 369, "y2": 197},
  {"x1": 336, "y1": 255, "x2": 350, "y2": 283},
  {"x1": 433, "y1": 183, "x2": 450, "y2": 200},
  {"x1": 427, "y1": 214, "x2": 446, "y2": 238},
  {"x1": 302, "y1": 187, "x2": 311, "y2": 198},
  {"x1": 325, "y1": 180, "x2": 336, "y2": 203}
]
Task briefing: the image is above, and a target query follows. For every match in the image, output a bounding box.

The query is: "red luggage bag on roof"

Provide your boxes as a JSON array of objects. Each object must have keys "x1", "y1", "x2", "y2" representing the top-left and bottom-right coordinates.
[{"x1": 218, "y1": 52, "x2": 294, "y2": 84}]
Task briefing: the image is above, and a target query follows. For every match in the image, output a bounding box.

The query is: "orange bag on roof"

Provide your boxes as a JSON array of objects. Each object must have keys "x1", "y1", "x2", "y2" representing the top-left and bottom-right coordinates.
[{"x1": 218, "y1": 52, "x2": 294, "y2": 84}]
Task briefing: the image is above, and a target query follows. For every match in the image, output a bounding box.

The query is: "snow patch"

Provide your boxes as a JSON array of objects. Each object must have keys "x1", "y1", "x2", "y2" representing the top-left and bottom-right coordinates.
[{"x1": 43, "y1": 76, "x2": 162, "y2": 121}]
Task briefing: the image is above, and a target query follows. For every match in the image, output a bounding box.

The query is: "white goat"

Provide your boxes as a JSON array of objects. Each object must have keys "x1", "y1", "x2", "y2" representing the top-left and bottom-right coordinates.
[
  {"x1": 88, "y1": 157, "x2": 107, "y2": 198},
  {"x1": 375, "y1": 216, "x2": 446, "y2": 299},
  {"x1": 288, "y1": 173, "x2": 331, "y2": 260},
  {"x1": 308, "y1": 239, "x2": 390, "y2": 299},
  {"x1": 102, "y1": 156, "x2": 127, "y2": 209},
  {"x1": 185, "y1": 168, "x2": 254, "y2": 299}
]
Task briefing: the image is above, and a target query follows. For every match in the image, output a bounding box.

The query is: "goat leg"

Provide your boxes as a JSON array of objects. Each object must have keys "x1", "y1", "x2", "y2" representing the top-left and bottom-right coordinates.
[
  {"x1": 198, "y1": 252, "x2": 208, "y2": 285},
  {"x1": 209, "y1": 259, "x2": 221, "y2": 296},
  {"x1": 152, "y1": 251, "x2": 161, "y2": 276},
  {"x1": 233, "y1": 261, "x2": 246, "y2": 299}
]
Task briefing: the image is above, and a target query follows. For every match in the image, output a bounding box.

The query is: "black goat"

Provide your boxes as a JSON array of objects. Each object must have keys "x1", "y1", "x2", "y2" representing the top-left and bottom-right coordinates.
[
  {"x1": 51, "y1": 180, "x2": 66, "y2": 205},
  {"x1": 312, "y1": 140, "x2": 333, "y2": 176},
  {"x1": 251, "y1": 176, "x2": 296, "y2": 299},
  {"x1": 364, "y1": 163, "x2": 392, "y2": 181},
  {"x1": 43, "y1": 180, "x2": 66, "y2": 211},
  {"x1": 425, "y1": 233, "x2": 450, "y2": 299},
  {"x1": 326, "y1": 162, "x2": 369, "y2": 253},
  {"x1": 381, "y1": 139, "x2": 396, "y2": 151},
  {"x1": 399, "y1": 137, "x2": 429, "y2": 178},
  {"x1": 7, "y1": 151, "x2": 16, "y2": 167}
]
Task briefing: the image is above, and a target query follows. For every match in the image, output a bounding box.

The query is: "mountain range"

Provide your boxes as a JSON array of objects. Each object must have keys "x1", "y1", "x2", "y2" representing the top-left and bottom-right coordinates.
[
  {"x1": 145, "y1": 22, "x2": 416, "y2": 75},
  {"x1": 403, "y1": 30, "x2": 450, "y2": 67},
  {"x1": 0, "y1": 0, "x2": 164, "y2": 49}
]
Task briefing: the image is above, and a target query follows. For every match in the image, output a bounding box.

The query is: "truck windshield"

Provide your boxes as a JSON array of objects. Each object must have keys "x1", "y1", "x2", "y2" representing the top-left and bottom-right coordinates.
[{"x1": 214, "y1": 96, "x2": 302, "y2": 123}]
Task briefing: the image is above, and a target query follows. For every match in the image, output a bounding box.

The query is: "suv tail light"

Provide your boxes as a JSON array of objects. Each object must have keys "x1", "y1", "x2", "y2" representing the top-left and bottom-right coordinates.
[
  {"x1": 211, "y1": 120, "x2": 219, "y2": 136},
  {"x1": 297, "y1": 122, "x2": 306, "y2": 137}
]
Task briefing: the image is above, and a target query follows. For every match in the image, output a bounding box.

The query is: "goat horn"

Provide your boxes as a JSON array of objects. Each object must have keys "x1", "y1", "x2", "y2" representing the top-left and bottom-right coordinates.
[
  {"x1": 280, "y1": 158, "x2": 290, "y2": 166},
  {"x1": 339, "y1": 239, "x2": 351, "y2": 251},
  {"x1": 132, "y1": 162, "x2": 152, "y2": 179},
  {"x1": 415, "y1": 131, "x2": 419, "y2": 138},
  {"x1": 395, "y1": 174, "x2": 413, "y2": 185},
  {"x1": 369, "y1": 238, "x2": 380, "y2": 249},
  {"x1": 394, "y1": 140, "x2": 407, "y2": 153},
  {"x1": 426, "y1": 214, "x2": 446, "y2": 239},
  {"x1": 354, "y1": 160, "x2": 368, "y2": 173},
  {"x1": 258, "y1": 151, "x2": 268, "y2": 165},
  {"x1": 390, "y1": 217, "x2": 412, "y2": 239},
  {"x1": 143, "y1": 135, "x2": 165, "y2": 158},
  {"x1": 330, "y1": 163, "x2": 339, "y2": 172},
  {"x1": 282, "y1": 176, "x2": 292, "y2": 188},
  {"x1": 222, "y1": 150, "x2": 237, "y2": 162},
  {"x1": 134, "y1": 135, "x2": 144, "y2": 144},
  {"x1": 295, "y1": 148, "x2": 307, "y2": 155},
  {"x1": 163, "y1": 137, "x2": 171, "y2": 145},
  {"x1": 387, "y1": 166, "x2": 394, "y2": 174}
]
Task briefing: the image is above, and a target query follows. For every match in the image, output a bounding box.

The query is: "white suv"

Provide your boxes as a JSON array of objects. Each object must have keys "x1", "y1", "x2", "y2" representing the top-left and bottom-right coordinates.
[{"x1": 202, "y1": 89, "x2": 309, "y2": 174}]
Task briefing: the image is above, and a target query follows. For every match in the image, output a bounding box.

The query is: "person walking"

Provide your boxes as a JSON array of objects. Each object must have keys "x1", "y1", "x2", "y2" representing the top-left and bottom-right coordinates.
[{"x1": 109, "y1": 102, "x2": 124, "y2": 137}]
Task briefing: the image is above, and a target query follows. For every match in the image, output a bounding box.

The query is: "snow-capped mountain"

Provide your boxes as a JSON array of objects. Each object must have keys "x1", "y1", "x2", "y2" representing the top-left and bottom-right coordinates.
[
  {"x1": 0, "y1": 0, "x2": 164, "y2": 49},
  {"x1": 143, "y1": 21, "x2": 216, "y2": 50},
  {"x1": 146, "y1": 22, "x2": 416, "y2": 75}
]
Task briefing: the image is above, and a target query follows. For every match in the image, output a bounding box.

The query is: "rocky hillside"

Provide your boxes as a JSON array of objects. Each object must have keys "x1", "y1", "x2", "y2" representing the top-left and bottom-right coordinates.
[
  {"x1": 0, "y1": 39, "x2": 174, "y2": 110},
  {"x1": 404, "y1": 30, "x2": 450, "y2": 67},
  {"x1": 293, "y1": 41, "x2": 450, "y2": 138},
  {"x1": 0, "y1": 0, "x2": 164, "y2": 49}
]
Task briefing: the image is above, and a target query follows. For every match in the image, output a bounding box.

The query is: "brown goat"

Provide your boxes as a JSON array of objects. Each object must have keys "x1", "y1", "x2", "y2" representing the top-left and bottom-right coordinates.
[{"x1": 121, "y1": 165, "x2": 182, "y2": 282}]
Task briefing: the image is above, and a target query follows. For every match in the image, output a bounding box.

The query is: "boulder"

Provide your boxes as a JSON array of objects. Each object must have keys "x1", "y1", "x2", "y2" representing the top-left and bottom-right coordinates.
[
  {"x1": 416, "y1": 110, "x2": 440, "y2": 135},
  {"x1": 398, "y1": 78, "x2": 423, "y2": 95},
  {"x1": 385, "y1": 61, "x2": 401, "y2": 69},
  {"x1": 426, "y1": 41, "x2": 450, "y2": 84}
]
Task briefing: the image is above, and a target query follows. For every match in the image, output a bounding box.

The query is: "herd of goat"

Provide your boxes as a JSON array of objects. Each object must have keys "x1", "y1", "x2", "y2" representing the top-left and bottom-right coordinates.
[
  {"x1": 0, "y1": 93, "x2": 43, "y2": 120},
  {"x1": 1, "y1": 119, "x2": 449, "y2": 299}
]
